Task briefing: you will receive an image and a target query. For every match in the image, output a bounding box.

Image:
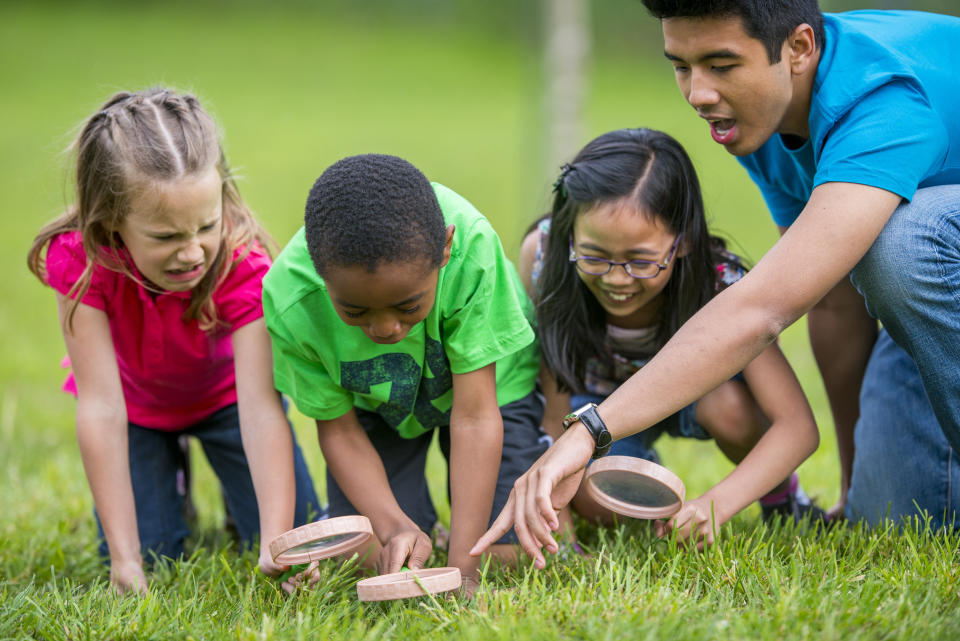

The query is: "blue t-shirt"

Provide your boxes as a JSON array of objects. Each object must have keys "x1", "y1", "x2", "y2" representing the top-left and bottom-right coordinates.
[{"x1": 738, "y1": 11, "x2": 960, "y2": 227}]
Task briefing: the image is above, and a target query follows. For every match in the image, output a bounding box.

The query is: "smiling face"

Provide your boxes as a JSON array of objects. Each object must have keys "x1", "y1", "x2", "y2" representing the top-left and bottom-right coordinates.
[
  {"x1": 117, "y1": 167, "x2": 223, "y2": 292},
  {"x1": 572, "y1": 199, "x2": 681, "y2": 329},
  {"x1": 662, "y1": 15, "x2": 811, "y2": 156}
]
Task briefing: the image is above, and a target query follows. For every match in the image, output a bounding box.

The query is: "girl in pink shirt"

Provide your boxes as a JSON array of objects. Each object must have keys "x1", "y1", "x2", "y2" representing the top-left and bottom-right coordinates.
[{"x1": 28, "y1": 88, "x2": 320, "y2": 594}]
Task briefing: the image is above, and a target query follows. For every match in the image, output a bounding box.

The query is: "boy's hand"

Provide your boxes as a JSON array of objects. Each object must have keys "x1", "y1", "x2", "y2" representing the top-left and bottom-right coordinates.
[
  {"x1": 110, "y1": 558, "x2": 148, "y2": 595},
  {"x1": 653, "y1": 496, "x2": 723, "y2": 550},
  {"x1": 279, "y1": 561, "x2": 321, "y2": 594},
  {"x1": 258, "y1": 546, "x2": 287, "y2": 577},
  {"x1": 379, "y1": 527, "x2": 432, "y2": 575}
]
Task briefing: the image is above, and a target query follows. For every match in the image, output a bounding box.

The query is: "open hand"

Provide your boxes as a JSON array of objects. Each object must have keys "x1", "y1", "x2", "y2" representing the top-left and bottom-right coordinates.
[
  {"x1": 110, "y1": 558, "x2": 148, "y2": 595},
  {"x1": 470, "y1": 426, "x2": 593, "y2": 568}
]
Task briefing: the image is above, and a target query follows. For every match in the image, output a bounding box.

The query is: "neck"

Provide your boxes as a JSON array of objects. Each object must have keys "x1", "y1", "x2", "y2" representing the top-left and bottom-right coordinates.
[{"x1": 779, "y1": 48, "x2": 820, "y2": 140}]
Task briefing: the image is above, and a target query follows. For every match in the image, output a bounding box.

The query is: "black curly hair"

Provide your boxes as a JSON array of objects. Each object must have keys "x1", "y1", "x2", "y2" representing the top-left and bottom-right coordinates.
[
  {"x1": 304, "y1": 154, "x2": 447, "y2": 276},
  {"x1": 641, "y1": 0, "x2": 825, "y2": 63}
]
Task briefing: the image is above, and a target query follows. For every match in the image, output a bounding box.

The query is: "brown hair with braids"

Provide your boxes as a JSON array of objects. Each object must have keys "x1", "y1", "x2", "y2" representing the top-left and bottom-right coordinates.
[{"x1": 27, "y1": 87, "x2": 273, "y2": 332}]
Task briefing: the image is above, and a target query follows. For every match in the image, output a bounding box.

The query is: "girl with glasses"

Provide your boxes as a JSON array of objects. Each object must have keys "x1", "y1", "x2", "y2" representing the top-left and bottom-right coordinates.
[{"x1": 517, "y1": 128, "x2": 822, "y2": 544}]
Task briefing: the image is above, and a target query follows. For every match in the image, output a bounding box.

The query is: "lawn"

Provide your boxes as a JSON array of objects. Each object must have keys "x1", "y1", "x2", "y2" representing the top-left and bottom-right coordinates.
[{"x1": 1, "y1": 2, "x2": 957, "y2": 640}]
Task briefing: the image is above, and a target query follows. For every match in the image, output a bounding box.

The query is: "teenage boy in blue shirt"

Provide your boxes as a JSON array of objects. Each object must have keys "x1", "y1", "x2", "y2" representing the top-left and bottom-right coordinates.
[{"x1": 474, "y1": 1, "x2": 960, "y2": 563}]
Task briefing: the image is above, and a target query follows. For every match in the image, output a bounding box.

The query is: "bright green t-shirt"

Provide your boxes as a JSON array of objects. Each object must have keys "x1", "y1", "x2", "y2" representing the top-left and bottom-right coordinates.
[{"x1": 263, "y1": 183, "x2": 539, "y2": 439}]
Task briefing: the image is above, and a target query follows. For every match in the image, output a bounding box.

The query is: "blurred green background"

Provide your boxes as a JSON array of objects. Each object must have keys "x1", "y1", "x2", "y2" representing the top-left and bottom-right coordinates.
[{"x1": 2, "y1": 0, "x2": 955, "y2": 544}]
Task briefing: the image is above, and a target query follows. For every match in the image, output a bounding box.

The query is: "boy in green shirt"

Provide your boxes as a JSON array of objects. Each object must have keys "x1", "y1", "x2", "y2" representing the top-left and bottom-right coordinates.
[{"x1": 263, "y1": 154, "x2": 546, "y2": 593}]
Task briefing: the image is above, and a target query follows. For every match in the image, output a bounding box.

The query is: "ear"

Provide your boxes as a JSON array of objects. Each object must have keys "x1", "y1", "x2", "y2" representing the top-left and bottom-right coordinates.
[
  {"x1": 786, "y1": 23, "x2": 817, "y2": 75},
  {"x1": 676, "y1": 235, "x2": 691, "y2": 259},
  {"x1": 440, "y1": 224, "x2": 455, "y2": 268}
]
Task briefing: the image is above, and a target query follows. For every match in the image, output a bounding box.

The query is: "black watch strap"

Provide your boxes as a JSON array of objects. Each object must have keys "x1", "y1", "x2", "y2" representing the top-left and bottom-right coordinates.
[{"x1": 565, "y1": 403, "x2": 612, "y2": 459}]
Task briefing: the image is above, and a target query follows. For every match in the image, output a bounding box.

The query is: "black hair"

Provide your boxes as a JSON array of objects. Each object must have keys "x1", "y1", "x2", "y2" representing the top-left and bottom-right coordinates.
[
  {"x1": 537, "y1": 128, "x2": 736, "y2": 394},
  {"x1": 304, "y1": 154, "x2": 447, "y2": 275},
  {"x1": 641, "y1": 0, "x2": 825, "y2": 63}
]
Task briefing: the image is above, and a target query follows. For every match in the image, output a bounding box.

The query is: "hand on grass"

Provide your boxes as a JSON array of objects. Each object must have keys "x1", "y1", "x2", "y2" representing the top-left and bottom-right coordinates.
[
  {"x1": 110, "y1": 558, "x2": 148, "y2": 595},
  {"x1": 379, "y1": 526, "x2": 432, "y2": 575},
  {"x1": 825, "y1": 497, "x2": 847, "y2": 524},
  {"x1": 458, "y1": 573, "x2": 481, "y2": 600},
  {"x1": 654, "y1": 496, "x2": 724, "y2": 550},
  {"x1": 470, "y1": 426, "x2": 593, "y2": 568},
  {"x1": 258, "y1": 545, "x2": 285, "y2": 577}
]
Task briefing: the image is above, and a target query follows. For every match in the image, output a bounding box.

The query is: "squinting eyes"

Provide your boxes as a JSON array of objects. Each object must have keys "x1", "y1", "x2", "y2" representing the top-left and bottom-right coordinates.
[
  {"x1": 150, "y1": 223, "x2": 219, "y2": 241},
  {"x1": 342, "y1": 305, "x2": 421, "y2": 319}
]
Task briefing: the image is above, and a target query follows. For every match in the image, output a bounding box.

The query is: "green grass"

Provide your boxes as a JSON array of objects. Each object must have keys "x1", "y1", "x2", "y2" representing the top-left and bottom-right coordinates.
[{"x1": 1, "y1": 2, "x2": 957, "y2": 639}]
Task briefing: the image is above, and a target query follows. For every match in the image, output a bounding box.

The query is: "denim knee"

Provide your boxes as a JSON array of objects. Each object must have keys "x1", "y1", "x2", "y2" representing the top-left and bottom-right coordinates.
[
  {"x1": 850, "y1": 184, "x2": 960, "y2": 452},
  {"x1": 851, "y1": 185, "x2": 960, "y2": 324},
  {"x1": 846, "y1": 330, "x2": 960, "y2": 529}
]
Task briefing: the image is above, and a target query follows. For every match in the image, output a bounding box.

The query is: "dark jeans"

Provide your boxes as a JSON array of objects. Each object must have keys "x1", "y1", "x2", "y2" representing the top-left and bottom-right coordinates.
[
  {"x1": 326, "y1": 392, "x2": 548, "y2": 545},
  {"x1": 96, "y1": 402, "x2": 322, "y2": 561}
]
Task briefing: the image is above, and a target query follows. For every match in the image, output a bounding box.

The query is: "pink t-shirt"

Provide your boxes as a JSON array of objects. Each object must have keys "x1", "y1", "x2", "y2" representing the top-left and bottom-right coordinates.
[{"x1": 46, "y1": 231, "x2": 270, "y2": 431}]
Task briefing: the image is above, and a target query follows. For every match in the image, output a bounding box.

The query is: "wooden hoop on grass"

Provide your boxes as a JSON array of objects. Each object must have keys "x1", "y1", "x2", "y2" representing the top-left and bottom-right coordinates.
[{"x1": 356, "y1": 567, "x2": 462, "y2": 601}]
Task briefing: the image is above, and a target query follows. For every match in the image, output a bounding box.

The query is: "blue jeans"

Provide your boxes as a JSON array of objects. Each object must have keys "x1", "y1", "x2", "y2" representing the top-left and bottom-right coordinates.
[
  {"x1": 851, "y1": 184, "x2": 960, "y2": 455},
  {"x1": 845, "y1": 330, "x2": 960, "y2": 529},
  {"x1": 327, "y1": 392, "x2": 549, "y2": 544},
  {"x1": 96, "y1": 402, "x2": 322, "y2": 560}
]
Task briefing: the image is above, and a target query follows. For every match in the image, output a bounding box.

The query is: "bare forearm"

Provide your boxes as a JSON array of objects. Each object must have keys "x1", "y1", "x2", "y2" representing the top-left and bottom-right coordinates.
[
  {"x1": 238, "y1": 399, "x2": 296, "y2": 543},
  {"x1": 75, "y1": 401, "x2": 140, "y2": 563},
  {"x1": 601, "y1": 281, "x2": 782, "y2": 440},
  {"x1": 318, "y1": 420, "x2": 414, "y2": 540},
  {"x1": 448, "y1": 416, "x2": 502, "y2": 576},
  {"x1": 702, "y1": 415, "x2": 818, "y2": 523}
]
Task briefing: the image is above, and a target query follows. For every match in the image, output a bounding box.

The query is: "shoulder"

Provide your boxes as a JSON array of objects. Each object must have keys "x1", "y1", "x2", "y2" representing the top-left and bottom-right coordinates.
[
  {"x1": 432, "y1": 182, "x2": 496, "y2": 240},
  {"x1": 813, "y1": 11, "x2": 956, "y2": 128},
  {"x1": 45, "y1": 231, "x2": 97, "y2": 291},
  {"x1": 711, "y1": 242, "x2": 747, "y2": 291},
  {"x1": 261, "y1": 227, "x2": 333, "y2": 329},
  {"x1": 45, "y1": 231, "x2": 86, "y2": 274},
  {"x1": 518, "y1": 217, "x2": 551, "y2": 298}
]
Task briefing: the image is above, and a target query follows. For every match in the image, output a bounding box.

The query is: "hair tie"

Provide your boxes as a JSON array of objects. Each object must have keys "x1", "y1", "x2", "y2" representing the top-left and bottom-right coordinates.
[{"x1": 552, "y1": 163, "x2": 575, "y2": 195}]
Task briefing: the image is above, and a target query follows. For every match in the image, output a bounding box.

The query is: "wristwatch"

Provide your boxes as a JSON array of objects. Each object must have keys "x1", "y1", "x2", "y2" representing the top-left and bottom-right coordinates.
[{"x1": 562, "y1": 402, "x2": 612, "y2": 459}]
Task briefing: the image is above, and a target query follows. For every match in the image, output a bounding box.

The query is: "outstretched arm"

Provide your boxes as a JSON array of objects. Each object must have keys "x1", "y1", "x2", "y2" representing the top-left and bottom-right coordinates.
[
  {"x1": 232, "y1": 318, "x2": 299, "y2": 576},
  {"x1": 473, "y1": 182, "x2": 902, "y2": 564},
  {"x1": 58, "y1": 294, "x2": 146, "y2": 594},
  {"x1": 656, "y1": 341, "x2": 819, "y2": 546},
  {"x1": 448, "y1": 363, "x2": 502, "y2": 592},
  {"x1": 317, "y1": 410, "x2": 431, "y2": 574}
]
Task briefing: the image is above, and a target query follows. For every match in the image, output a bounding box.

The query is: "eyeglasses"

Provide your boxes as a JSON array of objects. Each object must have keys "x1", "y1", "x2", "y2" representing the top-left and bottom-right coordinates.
[{"x1": 568, "y1": 233, "x2": 682, "y2": 279}]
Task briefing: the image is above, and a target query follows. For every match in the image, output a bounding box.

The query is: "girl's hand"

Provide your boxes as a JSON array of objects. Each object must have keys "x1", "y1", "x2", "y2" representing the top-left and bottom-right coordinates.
[
  {"x1": 379, "y1": 527, "x2": 432, "y2": 575},
  {"x1": 826, "y1": 496, "x2": 847, "y2": 523},
  {"x1": 110, "y1": 558, "x2": 148, "y2": 595},
  {"x1": 654, "y1": 496, "x2": 724, "y2": 550},
  {"x1": 459, "y1": 573, "x2": 481, "y2": 600}
]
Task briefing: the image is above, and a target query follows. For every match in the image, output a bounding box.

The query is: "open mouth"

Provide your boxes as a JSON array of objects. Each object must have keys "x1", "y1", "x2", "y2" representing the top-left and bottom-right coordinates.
[
  {"x1": 165, "y1": 264, "x2": 205, "y2": 281},
  {"x1": 603, "y1": 290, "x2": 638, "y2": 303},
  {"x1": 709, "y1": 119, "x2": 737, "y2": 144}
]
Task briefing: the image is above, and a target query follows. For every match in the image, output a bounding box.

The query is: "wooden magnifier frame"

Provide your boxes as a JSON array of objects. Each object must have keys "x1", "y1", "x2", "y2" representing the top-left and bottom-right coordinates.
[
  {"x1": 584, "y1": 455, "x2": 686, "y2": 519},
  {"x1": 269, "y1": 515, "x2": 374, "y2": 565}
]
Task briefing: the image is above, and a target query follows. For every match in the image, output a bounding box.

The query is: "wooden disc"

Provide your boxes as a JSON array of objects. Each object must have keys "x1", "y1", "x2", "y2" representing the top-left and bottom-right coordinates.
[
  {"x1": 269, "y1": 515, "x2": 374, "y2": 565},
  {"x1": 356, "y1": 567, "x2": 462, "y2": 602},
  {"x1": 584, "y1": 455, "x2": 685, "y2": 519}
]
